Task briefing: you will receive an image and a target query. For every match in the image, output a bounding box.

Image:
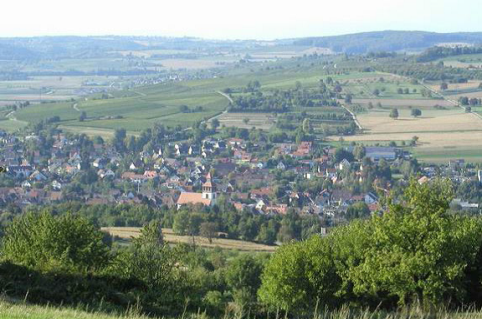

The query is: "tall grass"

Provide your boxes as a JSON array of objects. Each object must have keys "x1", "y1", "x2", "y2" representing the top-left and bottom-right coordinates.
[{"x1": 2, "y1": 300, "x2": 482, "y2": 319}]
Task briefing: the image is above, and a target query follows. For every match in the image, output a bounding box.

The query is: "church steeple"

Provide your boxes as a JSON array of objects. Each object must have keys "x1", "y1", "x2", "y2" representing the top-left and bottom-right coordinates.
[{"x1": 202, "y1": 173, "x2": 216, "y2": 200}]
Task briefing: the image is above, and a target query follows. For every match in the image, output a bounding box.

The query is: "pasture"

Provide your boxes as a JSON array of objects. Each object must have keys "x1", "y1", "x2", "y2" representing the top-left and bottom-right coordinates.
[{"x1": 102, "y1": 227, "x2": 277, "y2": 252}]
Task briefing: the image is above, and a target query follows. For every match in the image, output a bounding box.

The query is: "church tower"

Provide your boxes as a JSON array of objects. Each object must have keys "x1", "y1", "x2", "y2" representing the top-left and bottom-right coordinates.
[{"x1": 202, "y1": 172, "x2": 216, "y2": 201}]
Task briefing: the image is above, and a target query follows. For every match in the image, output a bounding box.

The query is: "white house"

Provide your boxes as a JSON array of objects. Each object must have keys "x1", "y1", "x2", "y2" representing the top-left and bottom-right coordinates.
[
  {"x1": 52, "y1": 180, "x2": 62, "y2": 190},
  {"x1": 338, "y1": 159, "x2": 351, "y2": 171},
  {"x1": 277, "y1": 161, "x2": 286, "y2": 170},
  {"x1": 365, "y1": 192, "x2": 378, "y2": 205}
]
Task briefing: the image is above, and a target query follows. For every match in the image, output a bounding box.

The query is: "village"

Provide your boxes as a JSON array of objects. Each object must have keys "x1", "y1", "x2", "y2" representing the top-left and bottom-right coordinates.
[{"x1": 0, "y1": 126, "x2": 480, "y2": 225}]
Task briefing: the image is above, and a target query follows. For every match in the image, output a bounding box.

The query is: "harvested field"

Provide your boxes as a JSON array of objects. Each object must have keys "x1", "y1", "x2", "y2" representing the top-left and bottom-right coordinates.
[
  {"x1": 158, "y1": 58, "x2": 232, "y2": 69},
  {"x1": 351, "y1": 98, "x2": 454, "y2": 108},
  {"x1": 428, "y1": 81, "x2": 482, "y2": 92},
  {"x1": 216, "y1": 112, "x2": 276, "y2": 130},
  {"x1": 329, "y1": 108, "x2": 482, "y2": 162},
  {"x1": 102, "y1": 227, "x2": 277, "y2": 252},
  {"x1": 357, "y1": 110, "x2": 480, "y2": 134},
  {"x1": 446, "y1": 91, "x2": 482, "y2": 100}
]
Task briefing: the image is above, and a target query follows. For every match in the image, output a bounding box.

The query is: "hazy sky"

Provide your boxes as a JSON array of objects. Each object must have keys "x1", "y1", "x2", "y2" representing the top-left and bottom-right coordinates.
[{"x1": 2, "y1": 0, "x2": 480, "y2": 39}]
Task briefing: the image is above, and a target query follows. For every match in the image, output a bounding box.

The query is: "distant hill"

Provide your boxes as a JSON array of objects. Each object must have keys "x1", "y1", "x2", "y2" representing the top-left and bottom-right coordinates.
[
  {"x1": 2, "y1": 31, "x2": 482, "y2": 60},
  {"x1": 292, "y1": 31, "x2": 482, "y2": 54},
  {"x1": 0, "y1": 36, "x2": 258, "y2": 60}
]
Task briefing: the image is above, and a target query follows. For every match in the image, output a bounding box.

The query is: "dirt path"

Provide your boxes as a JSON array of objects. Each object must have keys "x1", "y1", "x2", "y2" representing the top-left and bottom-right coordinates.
[
  {"x1": 5, "y1": 110, "x2": 17, "y2": 122},
  {"x1": 201, "y1": 91, "x2": 232, "y2": 124},
  {"x1": 72, "y1": 103, "x2": 80, "y2": 112},
  {"x1": 340, "y1": 103, "x2": 363, "y2": 130}
]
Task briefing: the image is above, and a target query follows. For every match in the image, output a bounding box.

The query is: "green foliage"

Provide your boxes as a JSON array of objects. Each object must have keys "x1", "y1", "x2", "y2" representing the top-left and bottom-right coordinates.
[
  {"x1": 349, "y1": 179, "x2": 482, "y2": 307},
  {"x1": 2, "y1": 212, "x2": 109, "y2": 273},
  {"x1": 345, "y1": 202, "x2": 371, "y2": 221},
  {"x1": 259, "y1": 179, "x2": 482, "y2": 312},
  {"x1": 259, "y1": 236, "x2": 339, "y2": 312}
]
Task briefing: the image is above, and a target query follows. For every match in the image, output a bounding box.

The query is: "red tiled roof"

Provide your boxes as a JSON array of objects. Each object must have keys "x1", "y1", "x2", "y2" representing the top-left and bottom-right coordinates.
[{"x1": 177, "y1": 192, "x2": 212, "y2": 206}]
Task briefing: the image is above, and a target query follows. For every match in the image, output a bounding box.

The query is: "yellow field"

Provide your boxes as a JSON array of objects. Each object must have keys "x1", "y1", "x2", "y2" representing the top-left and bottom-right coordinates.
[{"x1": 102, "y1": 227, "x2": 277, "y2": 252}]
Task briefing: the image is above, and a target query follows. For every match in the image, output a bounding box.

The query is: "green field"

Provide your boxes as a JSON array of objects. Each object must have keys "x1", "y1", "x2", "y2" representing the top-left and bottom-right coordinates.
[
  {"x1": 9, "y1": 61, "x2": 383, "y2": 135},
  {"x1": 11, "y1": 83, "x2": 230, "y2": 133}
]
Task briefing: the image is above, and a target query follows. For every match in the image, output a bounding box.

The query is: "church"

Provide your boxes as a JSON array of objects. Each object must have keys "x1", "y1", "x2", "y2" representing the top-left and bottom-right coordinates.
[{"x1": 176, "y1": 173, "x2": 216, "y2": 208}]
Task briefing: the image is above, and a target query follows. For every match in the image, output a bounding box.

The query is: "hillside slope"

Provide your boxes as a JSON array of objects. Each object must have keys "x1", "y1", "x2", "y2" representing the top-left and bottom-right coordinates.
[{"x1": 293, "y1": 30, "x2": 482, "y2": 53}]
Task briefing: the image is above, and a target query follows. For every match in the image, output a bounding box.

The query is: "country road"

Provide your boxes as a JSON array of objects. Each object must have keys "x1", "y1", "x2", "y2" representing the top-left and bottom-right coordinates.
[
  {"x1": 216, "y1": 90, "x2": 234, "y2": 104},
  {"x1": 72, "y1": 103, "x2": 80, "y2": 112},
  {"x1": 182, "y1": 90, "x2": 232, "y2": 132}
]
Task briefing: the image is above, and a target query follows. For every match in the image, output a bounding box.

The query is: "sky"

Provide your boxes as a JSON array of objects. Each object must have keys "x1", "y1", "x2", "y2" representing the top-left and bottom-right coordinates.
[{"x1": 2, "y1": 0, "x2": 481, "y2": 40}]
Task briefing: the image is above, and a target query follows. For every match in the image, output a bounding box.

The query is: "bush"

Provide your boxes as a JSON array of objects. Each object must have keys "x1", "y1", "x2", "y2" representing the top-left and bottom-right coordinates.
[{"x1": 2, "y1": 212, "x2": 109, "y2": 273}]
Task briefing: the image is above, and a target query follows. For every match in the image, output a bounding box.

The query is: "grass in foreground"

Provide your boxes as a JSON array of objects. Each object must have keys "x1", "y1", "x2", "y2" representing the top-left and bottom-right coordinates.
[
  {"x1": 0, "y1": 301, "x2": 148, "y2": 319},
  {"x1": 2, "y1": 301, "x2": 482, "y2": 319}
]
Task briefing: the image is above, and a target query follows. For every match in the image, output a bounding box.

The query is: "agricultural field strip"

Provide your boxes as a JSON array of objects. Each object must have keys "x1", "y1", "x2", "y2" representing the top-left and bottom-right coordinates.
[{"x1": 103, "y1": 227, "x2": 277, "y2": 252}]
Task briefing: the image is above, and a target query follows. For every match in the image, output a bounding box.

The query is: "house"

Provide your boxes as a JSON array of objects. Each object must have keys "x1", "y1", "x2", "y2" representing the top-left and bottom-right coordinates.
[
  {"x1": 188, "y1": 145, "x2": 200, "y2": 156},
  {"x1": 8, "y1": 165, "x2": 33, "y2": 178},
  {"x1": 452, "y1": 199, "x2": 479, "y2": 210},
  {"x1": 175, "y1": 143, "x2": 189, "y2": 157},
  {"x1": 228, "y1": 138, "x2": 246, "y2": 148},
  {"x1": 418, "y1": 176, "x2": 430, "y2": 185},
  {"x1": 331, "y1": 190, "x2": 352, "y2": 206},
  {"x1": 176, "y1": 173, "x2": 216, "y2": 208},
  {"x1": 292, "y1": 141, "x2": 312, "y2": 158},
  {"x1": 143, "y1": 171, "x2": 158, "y2": 179},
  {"x1": 255, "y1": 200, "x2": 267, "y2": 212},
  {"x1": 325, "y1": 168, "x2": 337, "y2": 179},
  {"x1": 365, "y1": 192, "x2": 379, "y2": 205},
  {"x1": 337, "y1": 159, "x2": 351, "y2": 171},
  {"x1": 29, "y1": 170, "x2": 47, "y2": 182},
  {"x1": 364, "y1": 147, "x2": 397, "y2": 162},
  {"x1": 215, "y1": 141, "x2": 227, "y2": 150},
  {"x1": 21, "y1": 180, "x2": 31, "y2": 188},
  {"x1": 99, "y1": 169, "x2": 115, "y2": 179},
  {"x1": 52, "y1": 180, "x2": 62, "y2": 190},
  {"x1": 93, "y1": 158, "x2": 109, "y2": 169},
  {"x1": 277, "y1": 161, "x2": 286, "y2": 170},
  {"x1": 449, "y1": 159, "x2": 465, "y2": 170}
]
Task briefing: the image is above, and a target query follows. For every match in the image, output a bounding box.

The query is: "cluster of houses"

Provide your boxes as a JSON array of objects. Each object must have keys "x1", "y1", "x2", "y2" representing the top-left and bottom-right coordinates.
[{"x1": 1, "y1": 126, "x2": 479, "y2": 218}]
